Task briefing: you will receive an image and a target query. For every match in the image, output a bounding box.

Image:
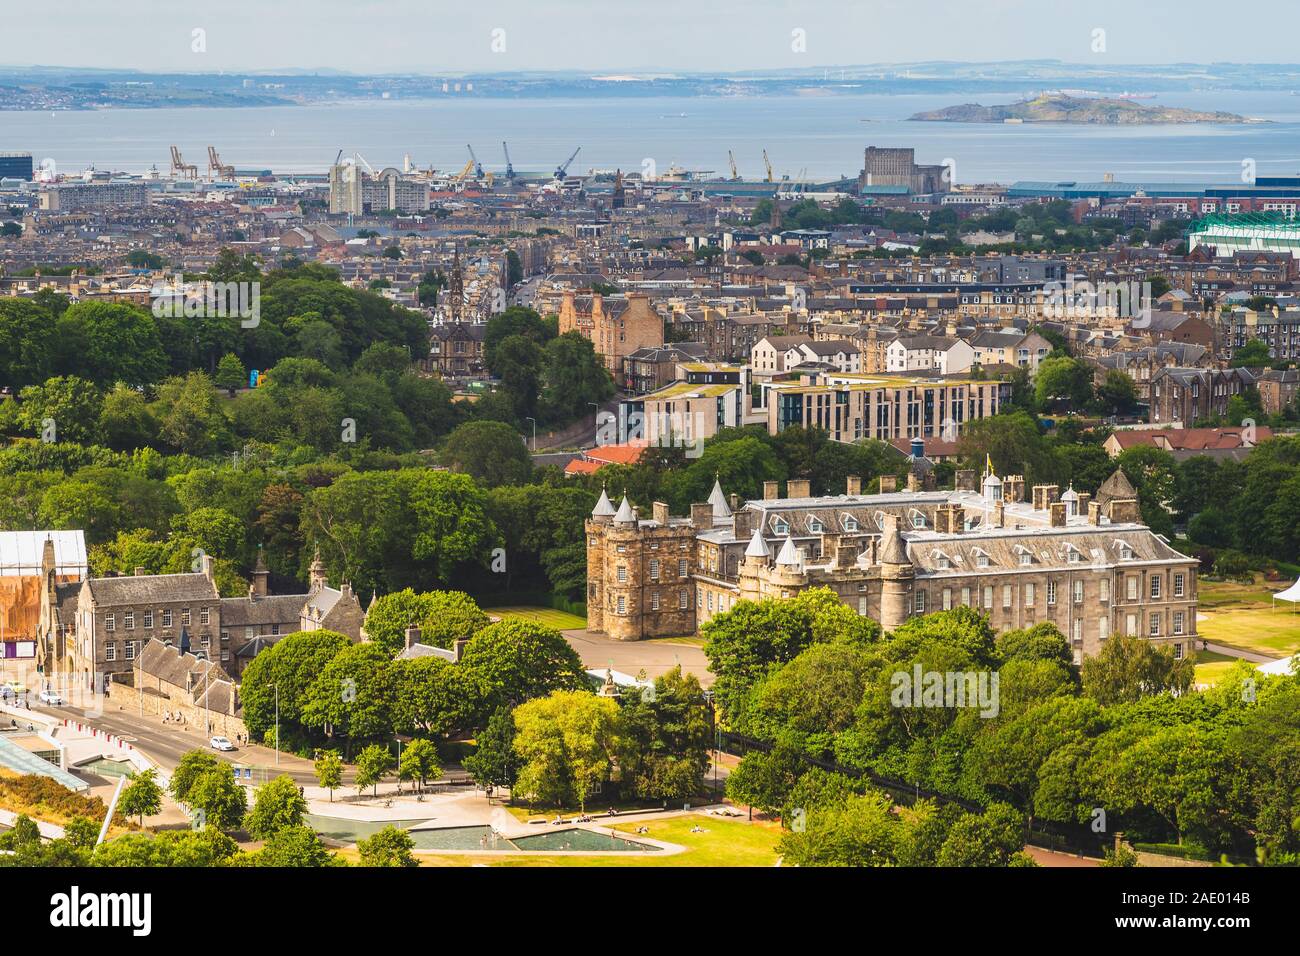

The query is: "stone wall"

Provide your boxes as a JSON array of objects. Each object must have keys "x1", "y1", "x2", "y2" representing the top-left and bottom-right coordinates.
[{"x1": 108, "y1": 678, "x2": 246, "y2": 740}]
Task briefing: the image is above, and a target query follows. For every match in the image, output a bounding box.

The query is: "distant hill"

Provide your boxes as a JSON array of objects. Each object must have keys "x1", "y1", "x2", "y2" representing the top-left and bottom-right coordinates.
[{"x1": 908, "y1": 95, "x2": 1253, "y2": 125}]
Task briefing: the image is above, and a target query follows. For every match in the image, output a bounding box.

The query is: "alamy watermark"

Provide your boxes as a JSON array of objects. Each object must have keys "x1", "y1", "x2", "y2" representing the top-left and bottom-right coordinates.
[
  {"x1": 152, "y1": 273, "x2": 260, "y2": 328},
  {"x1": 890, "y1": 665, "x2": 1000, "y2": 718},
  {"x1": 1042, "y1": 278, "x2": 1152, "y2": 328}
]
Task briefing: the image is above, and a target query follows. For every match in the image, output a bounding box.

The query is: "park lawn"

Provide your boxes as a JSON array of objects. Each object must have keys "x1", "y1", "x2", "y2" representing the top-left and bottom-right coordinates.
[
  {"x1": 1195, "y1": 578, "x2": 1300, "y2": 658},
  {"x1": 1193, "y1": 649, "x2": 1238, "y2": 687},
  {"x1": 489, "y1": 606, "x2": 587, "y2": 630},
  {"x1": 403, "y1": 813, "x2": 781, "y2": 867}
]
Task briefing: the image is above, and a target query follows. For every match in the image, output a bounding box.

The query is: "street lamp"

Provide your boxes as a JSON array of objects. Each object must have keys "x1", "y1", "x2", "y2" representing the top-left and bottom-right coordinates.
[{"x1": 525, "y1": 416, "x2": 537, "y2": 451}]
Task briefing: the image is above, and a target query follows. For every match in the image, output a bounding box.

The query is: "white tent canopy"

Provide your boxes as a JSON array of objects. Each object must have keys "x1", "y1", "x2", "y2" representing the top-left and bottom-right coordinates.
[{"x1": 1272, "y1": 578, "x2": 1300, "y2": 609}]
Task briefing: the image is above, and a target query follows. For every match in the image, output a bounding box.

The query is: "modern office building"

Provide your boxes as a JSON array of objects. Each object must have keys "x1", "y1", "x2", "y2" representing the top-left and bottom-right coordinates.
[{"x1": 0, "y1": 152, "x2": 33, "y2": 181}]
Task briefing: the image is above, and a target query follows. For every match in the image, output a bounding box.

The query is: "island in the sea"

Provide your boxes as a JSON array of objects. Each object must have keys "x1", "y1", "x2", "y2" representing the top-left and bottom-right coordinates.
[{"x1": 908, "y1": 94, "x2": 1253, "y2": 124}]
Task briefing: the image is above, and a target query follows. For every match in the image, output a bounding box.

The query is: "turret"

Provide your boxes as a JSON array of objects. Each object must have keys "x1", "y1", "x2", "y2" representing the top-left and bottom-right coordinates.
[{"x1": 878, "y1": 515, "x2": 914, "y2": 631}]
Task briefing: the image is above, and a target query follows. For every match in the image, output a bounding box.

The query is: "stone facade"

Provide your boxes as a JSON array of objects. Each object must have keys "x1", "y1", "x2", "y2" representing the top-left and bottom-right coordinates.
[
  {"x1": 585, "y1": 471, "x2": 1200, "y2": 663},
  {"x1": 560, "y1": 290, "x2": 665, "y2": 387}
]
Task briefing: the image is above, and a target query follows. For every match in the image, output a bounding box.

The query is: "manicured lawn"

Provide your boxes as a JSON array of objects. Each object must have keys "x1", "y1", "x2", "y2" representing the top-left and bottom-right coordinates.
[
  {"x1": 1196, "y1": 579, "x2": 1300, "y2": 658},
  {"x1": 402, "y1": 813, "x2": 782, "y2": 867},
  {"x1": 1193, "y1": 649, "x2": 1238, "y2": 687},
  {"x1": 489, "y1": 606, "x2": 588, "y2": 630},
  {"x1": 649, "y1": 636, "x2": 707, "y2": 647}
]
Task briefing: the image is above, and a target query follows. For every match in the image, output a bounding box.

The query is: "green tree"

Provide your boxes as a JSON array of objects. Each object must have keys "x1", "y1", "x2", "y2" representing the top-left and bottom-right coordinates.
[
  {"x1": 215, "y1": 352, "x2": 246, "y2": 396},
  {"x1": 252, "y1": 825, "x2": 339, "y2": 867},
  {"x1": 186, "y1": 767, "x2": 248, "y2": 831},
  {"x1": 357, "y1": 825, "x2": 418, "y2": 867},
  {"x1": 442, "y1": 419, "x2": 533, "y2": 485},
  {"x1": 354, "y1": 743, "x2": 396, "y2": 797},
  {"x1": 512, "y1": 690, "x2": 622, "y2": 811},
  {"x1": 243, "y1": 775, "x2": 309, "y2": 840},
  {"x1": 15, "y1": 375, "x2": 103, "y2": 445},
  {"x1": 1231, "y1": 338, "x2": 1272, "y2": 368},
  {"x1": 463, "y1": 706, "x2": 521, "y2": 797},
  {"x1": 398, "y1": 737, "x2": 443, "y2": 790},
  {"x1": 119, "y1": 767, "x2": 163, "y2": 826},
  {"x1": 1080, "y1": 632, "x2": 1194, "y2": 704},
  {"x1": 314, "y1": 750, "x2": 344, "y2": 802},
  {"x1": 459, "y1": 620, "x2": 588, "y2": 718}
]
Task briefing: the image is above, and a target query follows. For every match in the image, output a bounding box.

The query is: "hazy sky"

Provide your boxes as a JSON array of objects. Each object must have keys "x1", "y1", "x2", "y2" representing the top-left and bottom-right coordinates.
[{"x1": 10, "y1": 0, "x2": 1299, "y2": 73}]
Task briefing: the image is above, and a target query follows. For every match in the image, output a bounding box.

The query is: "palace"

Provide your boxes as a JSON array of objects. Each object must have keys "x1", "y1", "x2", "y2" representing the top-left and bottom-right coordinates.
[{"x1": 585, "y1": 468, "x2": 1198, "y2": 664}]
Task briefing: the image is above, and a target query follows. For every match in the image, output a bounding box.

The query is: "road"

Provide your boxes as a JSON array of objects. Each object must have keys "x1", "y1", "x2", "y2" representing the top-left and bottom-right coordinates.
[{"x1": 564, "y1": 629, "x2": 713, "y2": 686}]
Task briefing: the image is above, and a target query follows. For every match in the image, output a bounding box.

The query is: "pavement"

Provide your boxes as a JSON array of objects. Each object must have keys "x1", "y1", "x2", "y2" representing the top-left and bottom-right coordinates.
[
  {"x1": 563, "y1": 629, "x2": 713, "y2": 686},
  {"x1": 1201, "y1": 640, "x2": 1278, "y2": 664}
]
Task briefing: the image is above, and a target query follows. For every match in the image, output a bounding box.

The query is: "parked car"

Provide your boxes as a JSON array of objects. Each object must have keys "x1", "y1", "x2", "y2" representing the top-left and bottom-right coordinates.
[
  {"x1": 209, "y1": 735, "x2": 235, "y2": 751},
  {"x1": 37, "y1": 690, "x2": 64, "y2": 705}
]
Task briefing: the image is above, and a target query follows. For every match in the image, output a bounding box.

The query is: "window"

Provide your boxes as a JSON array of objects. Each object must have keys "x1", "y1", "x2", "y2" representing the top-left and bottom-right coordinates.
[
  {"x1": 271, "y1": 624, "x2": 280, "y2": 637},
  {"x1": 124, "y1": 612, "x2": 134, "y2": 630},
  {"x1": 936, "y1": 555, "x2": 951, "y2": 570},
  {"x1": 1149, "y1": 613, "x2": 1161, "y2": 637},
  {"x1": 181, "y1": 608, "x2": 191, "y2": 627},
  {"x1": 617, "y1": 566, "x2": 628, "y2": 584},
  {"x1": 105, "y1": 615, "x2": 115, "y2": 632},
  {"x1": 912, "y1": 513, "x2": 926, "y2": 529},
  {"x1": 773, "y1": 518, "x2": 789, "y2": 535},
  {"x1": 1047, "y1": 581, "x2": 1057, "y2": 606},
  {"x1": 162, "y1": 609, "x2": 172, "y2": 628},
  {"x1": 143, "y1": 611, "x2": 153, "y2": 628},
  {"x1": 201, "y1": 633, "x2": 210, "y2": 647},
  {"x1": 1173, "y1": 643, "x2": 1183, "y2": 660},
  {"x1": 649, "y1": 559, "x2": 660, "y2": 581},
  {"x1": 1174, "y1": 611, "x2": 1185, "y2": 635},
  {"x1": 1126, "y1": 576, "x2": 1138, "y2": 602},
  {"x1": 678, "y1": 559, "x2": 688, "y2": 578},
  {"x1": 1174, "y1": 573, "x2": 1185, "y2": 598},
  {"x1": 125, "y1": 641, "x2": 136, "y2": 661},
  {"x1": 651, "y1": 592, "x2": 660, "y2": 611},
  {"x1": 105, "y1": 642, "x2": 116, "y2": 661},
  {"x1": 1072, "y1": 619, "x2": 1083, "y2": 644},
  {"x1": 679, "y1": 590, "x2": 688, "y2": 609},
  {"x1": 1073, "y1": 580, "x2": 1084, "y2": 604},
  {"x1": 942, "y1": 588, "x2": 952, "y2": 611},
  {"x1": 982, "y1": 586, "x2": 993, "y2": 609},
  {"x1": 616, "y1": 596, "x2": 626, "y2": 615},
  {"x1": 1067, "y1": 548, "x2": 1081, "y2": 564},
  {"x1": 844, "y1": 517, "x2": 859, "y2": 532},
  {"x1": 1002, "y1": 585, "x2": 1012, "y2": 610},
  {"x1": 200, "y1": 607, "x2": 210, "y2": 625},
  {"x1": 1099, "y1": 616, "x2": 1110, "y2": 641},
  {"x1": 1150, "y1": 576, "x2": 1162, "y2": 600},
  {"x1": 1018, "y1": 549, "x2": 1032, "y2": 567},
  {"x1": 808, "y1": 518, "x2": 823, "y2": 533},
  {"x1": 1025, "y1": 583, "x2": 1035, "y2": 606},
  {"x1": 707, "y1": 592, "x2": 714, "y2": 612},
  {"x1": 961, "y1": 587, "x2": 971, "y2": 607},
  {"x1": 1100, "y1": 579, "x2": 1110, "y2": 603},
  {"x1": 914, "y1": 591, "x2": 926, "y2": 614},
  {"x1": 976, "y1": 553, "x2": 989, "y2": 568},
  {"x1": 1126, "y1": 613, "x2": 1138, "y2": 636}
]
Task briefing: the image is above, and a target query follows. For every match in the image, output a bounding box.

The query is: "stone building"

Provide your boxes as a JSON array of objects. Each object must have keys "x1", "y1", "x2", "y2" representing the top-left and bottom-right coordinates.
[
  {"x1": 585, "y1": 470, "x2": 1199, "y2": 663},
  {"x1": 1149, "y1": 367, "x2": 1256, "y2": 425},
  {"x1": 559, "y1": 290, "x2": 665, "y2": 386}
]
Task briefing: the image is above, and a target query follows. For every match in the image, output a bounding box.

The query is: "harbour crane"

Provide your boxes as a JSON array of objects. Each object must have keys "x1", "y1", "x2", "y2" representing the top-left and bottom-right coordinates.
[
  {"x1": 502, "y1": 141, "x2": 515, "y2": 181},
  {"x1": 554, "y1": 146, "x2": 581, "y2": 181},
  {"x1": 467, "y1": 145, "x2": 483, "y2": 179},
  {"x1": 762, "y1": 149, "x2": 774, "y2": 184},
  {"x1": 169, "y1": 146, "x2": 198, "y2": 180},
  {"x1": 452, "y1": 159, "x2": 475, "y2": 186},
  {"x1": 207, "y1": 146, "x2": 235, "y2": 181},
  {"x1": 728, "y1": 150, "x2": 739, "y2": 180}
]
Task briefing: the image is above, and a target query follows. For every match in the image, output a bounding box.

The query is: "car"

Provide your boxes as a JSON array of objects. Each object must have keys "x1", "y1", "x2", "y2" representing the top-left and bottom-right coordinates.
[
  {"x1": 37, "y1": 690, "x2": 64, "y2": 705},
  {"x1": 209, "y1": 736, "x2": 235, "y2": 751}
]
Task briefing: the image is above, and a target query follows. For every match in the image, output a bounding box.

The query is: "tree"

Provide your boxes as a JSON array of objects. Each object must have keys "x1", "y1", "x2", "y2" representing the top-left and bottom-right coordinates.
[
  {"x1": 363, "y1": 588, "x2": 489, "y2": 655},
  {"x1": 442, "y1": 420, "x2": 533, "y2": 486},
  {"x1": 1034, "y1": 355, "x2": 1094, "y2": 411},
  {"x1": 618, "y1": 666, "x2": 713, "y2": 803},
  {"x1": 244, "y1": 775, "x2": 309, "y2": 840},
  {"x1": 54, "y1": 301, "x2": 167, "y2": 387},
  {"x1": 15, "y1": 375, "x2": 103, "y2": 445},
  {"x1": 463, "y1": 706, "x2": 521, "y2": 798},
  {"x1": 252, "y1": 825, "x2": 339, "y2": 867},
  {"x1": 357, "y1": 825, "x2": 418, "y2": 867},
  {"x1": 1080, "y1": 632, "x2": 1194, "y2": 704},
  {"x1": 169, "y1": 750, "x2": 224, "y2": 805},
  {"x1": 398, "y1": 738, "x2": 443, "y2": 791},
  {"x1": 459, "y1": 620, "x2": 588, "y2": 718},
  {"x1": 92, "y1": 828, "x2": 239, "y2": 867},
  {"x1": 0, "y1": 298, "x2": 57, "y2": 389},
  {"x1": 314, "y1": 750, "x2": 344, "y2": 802},
  {"x1": 1095, "y1": 369, "x2": 1139, "y2": 417},
  {"x1": 935, "y1": 803, "x2": 1032, "y2": 867},
  {"x1": 301, "y1": 643, "x2": 397, "y2": 750},
  {"x1": 512, "y1": 690, "x2": 622, "y2": 811},
  {"x1": 239, "y1": 630, "x2": 350, "y2": 742},
  {"x1": 539, "y1": 331, "x2": 615, "y2": 423},
  {"x1": 1231, "y1": 338, "x2": 1272, "y2": 368},
  {"x1": 119, "y1": 768, "x2": 163, "y2": 826},
  {"x1": 186, "y1": 767, "x2": 248, "y2": 831},
  {"x1": 355, "y1": 743, "x2": 396, "y2": 797},
  {"x1": 215, "y1": 352, "x2": 246, "y2": 396},
  {"x1": 776, "y1": 790, "x2": 900, "y2": 866}
]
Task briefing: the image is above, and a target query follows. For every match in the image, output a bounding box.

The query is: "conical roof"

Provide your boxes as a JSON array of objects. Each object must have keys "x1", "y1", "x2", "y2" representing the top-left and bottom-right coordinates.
[
  {"x1": 744, "y1": 527, "x2": 771, "y2": 559},
  {"x1": 775, "y1": 536, "x2": 801, "y2": 567},
  {"x1": 879, "y1": 522, "x2": 910, "y2": 565},
  {"x1": 614, "y1": 495, "x2": 636, "y2": 524},
  {"x1": 707, "y1": 477, "x2": 731, "y2": 520},
  {"x1": 592, "y1": 486, "x2": 616, "y2": 518}
]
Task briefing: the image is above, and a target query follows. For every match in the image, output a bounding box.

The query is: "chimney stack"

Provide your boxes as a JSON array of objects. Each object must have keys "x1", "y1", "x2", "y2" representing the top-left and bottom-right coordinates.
[
  {"x1": 787, "y1": 479, "x2": 811, "y2": 499},
  {"x1": 404, "y1": 626, "x2": 422, "y2": 651},
  {"x1": 846, "y1": 475, "x2": 862, "y2": 496},
  {"x1": 1002, "y1": 475, "x2": 1025, "y2": 503},
  {"x1": 691, "y1": 503, "x2": 714, "y2": 530},
  {"x1": 763, "y1": 480, "x2": 780, "y2": 501},
  {"x1": 955, "y1": 469, "x2": 977, "y2": 492},
  {"x1": 652, "y1": 501, "x2": 670, "y2": 525},
  {"x1": 1031, "y1": 485, "x2": 1060, "y2": 512},
  {"x1": 1049, "y1": 502, "x2": 1068, "y2": 528},
  {"x1": 993, "y1": 499, "x2": 1005, "y2": 528},
  {"x1": 1088, "y1": 501, "x2": 1102, "y2": 525},
  {"x1": 879, "y1": 475, "x2": 898, "y2": 493},
  {"x1": 1107, "y1": 498, "x2": 1141, "y2": 524}
]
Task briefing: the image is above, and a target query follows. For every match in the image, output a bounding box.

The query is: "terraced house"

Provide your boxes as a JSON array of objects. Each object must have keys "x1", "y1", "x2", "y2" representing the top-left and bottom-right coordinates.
[{"x1": 586, "y1": 470, "x2": 1198, "y2": 663}]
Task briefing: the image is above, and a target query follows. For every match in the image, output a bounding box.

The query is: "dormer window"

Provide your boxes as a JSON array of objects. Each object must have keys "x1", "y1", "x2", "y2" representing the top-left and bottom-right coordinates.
[
  {"x1": 909, "y1": 510, "x2": 926, "y2": 529},
  {"x1": 1065, "y1": 544, "x2": 1083, "y2": 564},
  {"x1": 972, "y1": 548, "x2": 990, "y2": 569},
  {"x1": 843, "y1": 516, "x2": 859, "y2": 532},
  {"x1": 808, "y1": 517, "x2": 823, "y2": 534},
  {"x1": 773, "y1": 517, "x2": 789, "y2": 535},
  {"x1": 1015, "y1": 545, "x2": 1033, "y2": 567},
  {"x1": 1117, "y1": 542, "x2": 1134, "y2": 561}
]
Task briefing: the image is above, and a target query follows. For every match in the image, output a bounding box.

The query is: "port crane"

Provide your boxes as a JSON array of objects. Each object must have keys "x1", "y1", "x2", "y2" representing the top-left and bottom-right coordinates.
[
  {"x1": 502, "y1": 141, "x2": 515, "y2": 181},
  {"x1": 169, "y1": 146, "x2": 198, "y2": 180},
  {"x1": 467, "y1": 145, "x2": 483, "y2": 179},
  {"x1": 728, "y1": 150, "x2": 740, "y2": 180},
  {"x1": 762, "y1": 150, "x2": 774, "y2": 183},
  {"x1": 207, "y1": 146, "x2": 235, "y2": 181},
  {"x1": 554, "y1": 146, "x2": 581, "y2": 181}
]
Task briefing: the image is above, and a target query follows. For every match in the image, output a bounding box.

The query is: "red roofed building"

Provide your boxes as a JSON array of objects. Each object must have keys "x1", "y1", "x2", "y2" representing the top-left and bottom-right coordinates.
[
  {"x1": 563, "y1": 442, "x2": 650, "y2": 476},
  {"x1": 1103, "y1": 426, "x2": 1272, "y2": 461}
]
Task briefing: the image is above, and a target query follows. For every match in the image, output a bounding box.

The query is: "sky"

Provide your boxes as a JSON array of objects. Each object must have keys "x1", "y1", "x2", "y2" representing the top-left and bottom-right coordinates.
[{"x1": 7, "y1": 0, "x2": 1299, "y2": 74}]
